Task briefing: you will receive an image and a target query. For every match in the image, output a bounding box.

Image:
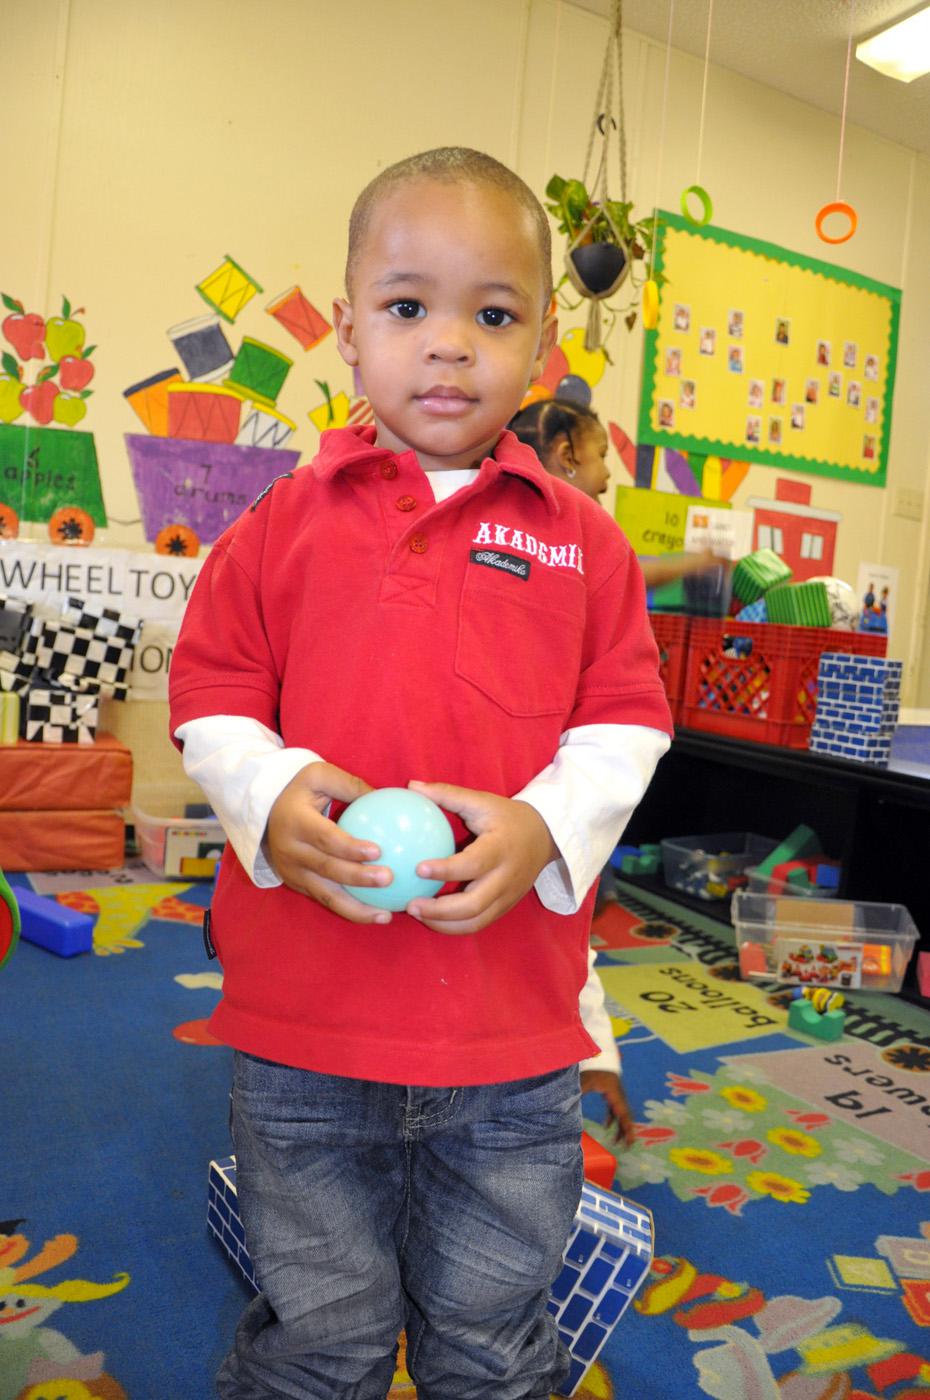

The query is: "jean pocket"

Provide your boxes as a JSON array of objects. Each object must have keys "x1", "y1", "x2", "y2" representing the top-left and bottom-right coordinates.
[{"x1": 454, "y1": 572, "x2": 584, "y2": 717}]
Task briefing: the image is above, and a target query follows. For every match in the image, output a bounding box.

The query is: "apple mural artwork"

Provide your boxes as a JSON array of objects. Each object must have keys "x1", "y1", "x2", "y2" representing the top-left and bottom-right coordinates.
[
  {"x1": 0, "y1": 356, "x2": 24, "y2": 423},
  {"x1": 45, "y1": 296, "x2": 86, "y2": 362},
  {"x1": 53, "y1": 393, "x2": 88, "y2": 426},
  {"x1": 21, "y1": 377, "x2": 59, "y2": 426},
  {"x1": 0, "y1": 290, "x2": 106, "y2": 540},
  {"x1": 1, "y1": 294, "x2": 45, "y2": 361},
  {"x1": 59, "y1": 352, "x2": 94, "y2": 391}
]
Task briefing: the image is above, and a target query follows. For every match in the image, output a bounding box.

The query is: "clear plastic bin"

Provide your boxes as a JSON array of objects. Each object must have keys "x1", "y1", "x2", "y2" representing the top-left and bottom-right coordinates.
[
  {"x1": 660, "y1": 832, "x2": 778, "y2": 901},
  {"x1": 732, "y1": 891, "x2": 919, "y2": 993},
  {"x1": 132, "y1": 783, "x2": 226, "y2": 879},
  {"x1": 744, "y1": 865, "x2": 839, "y2": 899}
]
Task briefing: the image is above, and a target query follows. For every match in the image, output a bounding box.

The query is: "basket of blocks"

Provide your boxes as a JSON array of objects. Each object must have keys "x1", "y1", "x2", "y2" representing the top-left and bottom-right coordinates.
[
  {"x1": 679, "y1": 619, "x2": 887, "y2": 748},
  {"x1": 648, "y1": 611, "x2": 689, "y2": 724}
]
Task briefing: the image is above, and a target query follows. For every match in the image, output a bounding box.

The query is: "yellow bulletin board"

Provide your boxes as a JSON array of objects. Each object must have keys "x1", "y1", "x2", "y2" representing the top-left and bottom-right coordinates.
[{"x1": 638, "y1": 213, "x2": 900, "y2": 486}]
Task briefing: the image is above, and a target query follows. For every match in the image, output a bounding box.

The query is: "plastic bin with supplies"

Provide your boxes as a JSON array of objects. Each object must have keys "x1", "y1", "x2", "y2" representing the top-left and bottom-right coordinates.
[
  {"x1": 744, "y1": 865, "x2": 839, "y2": 899},
  {"x1": 732, "y1": 891, "x2": 919, "y2": 993},
  {"x1": 660, "y1": 832, "x2": 778, "y2": 901},
  {"x1": 132, "y1": 783, "x2": 226, "y2": 879}
]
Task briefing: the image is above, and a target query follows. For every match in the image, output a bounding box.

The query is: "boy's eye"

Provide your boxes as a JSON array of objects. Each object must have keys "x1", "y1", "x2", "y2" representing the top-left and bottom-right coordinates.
[
  {"x1": 477, "y1": 307, "x2": 514, "y2": 328},
  {"x1": 388, "y1": 300, "x2": 424, "y2": 320}
]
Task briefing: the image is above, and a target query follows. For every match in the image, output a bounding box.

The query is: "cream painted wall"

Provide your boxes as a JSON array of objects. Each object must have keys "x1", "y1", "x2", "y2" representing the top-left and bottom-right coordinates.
[{"x1": 2, "y1": 0, "x2": 929, "y2": 789}]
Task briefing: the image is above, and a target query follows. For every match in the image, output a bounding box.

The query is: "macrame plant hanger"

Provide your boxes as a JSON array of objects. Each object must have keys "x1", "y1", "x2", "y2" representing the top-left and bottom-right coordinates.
[{"x1": 565, "y1": 0, "x2": 631, "y2": 352}]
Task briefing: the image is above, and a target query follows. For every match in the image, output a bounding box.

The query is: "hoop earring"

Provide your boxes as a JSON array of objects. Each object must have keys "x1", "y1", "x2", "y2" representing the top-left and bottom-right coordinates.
[{"x1": 566, "y1": 466, "x2": 577, "y2": 479}]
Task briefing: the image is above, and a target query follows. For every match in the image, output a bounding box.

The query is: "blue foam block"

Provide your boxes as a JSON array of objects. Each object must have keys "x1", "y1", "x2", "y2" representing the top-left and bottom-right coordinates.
[{"x1": 15, "y1": 887, "x2": 95, "y2": 957}]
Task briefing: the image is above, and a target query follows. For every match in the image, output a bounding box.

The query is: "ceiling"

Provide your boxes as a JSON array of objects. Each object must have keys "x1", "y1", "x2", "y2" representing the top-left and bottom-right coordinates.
[{"x1": 574, "y1": 0, "x2": 930, "y2": 156}]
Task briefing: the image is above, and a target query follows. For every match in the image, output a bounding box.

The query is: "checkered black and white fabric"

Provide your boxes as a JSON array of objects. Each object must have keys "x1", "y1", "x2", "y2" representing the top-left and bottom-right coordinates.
[
  {"x1": 62, "y1": 596, "x2": 142, "y2": 650},
  {"x1": 35, "y1": 618, "x2": 136, "y2": 701},
  {"x1": 24, "y1": 687, "x2": 99, "y2": 744},
  {"x1": 0, "y1": 615, "x2": 39, "y2": 695},
  {"x1": 0, "y1": 594, "x2": 33, "y2": 653}
]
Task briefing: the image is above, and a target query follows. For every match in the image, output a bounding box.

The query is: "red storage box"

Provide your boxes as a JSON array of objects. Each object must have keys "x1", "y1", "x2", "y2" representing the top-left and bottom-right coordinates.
[
  {"x1": 0, "y1": 732, "x2": 132, "y2": 811},
  {"x1": 0, "y1": 809, "x2": 125, "y2": 871},
  {"x1": 680, "y1": 619, "x2": 887, "y2": 748},
  {"x1": 649, "y1": 612, "x2": 689, "y2": 724}
]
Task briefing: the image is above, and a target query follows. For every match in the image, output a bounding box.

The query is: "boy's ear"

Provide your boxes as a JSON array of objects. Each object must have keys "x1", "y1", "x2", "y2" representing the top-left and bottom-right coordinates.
[
  {"x1": 531, "y1": 311, "x2": 559, "y2": 383},
  {"x1": 332, "y1": 297, "x2": 359, "y2": 367}
]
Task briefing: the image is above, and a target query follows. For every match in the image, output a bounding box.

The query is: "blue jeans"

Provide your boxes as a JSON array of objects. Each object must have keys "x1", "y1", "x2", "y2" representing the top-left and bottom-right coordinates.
[{"x1": 216, "y1": 1054, "x2": 583, "y2": 1399}]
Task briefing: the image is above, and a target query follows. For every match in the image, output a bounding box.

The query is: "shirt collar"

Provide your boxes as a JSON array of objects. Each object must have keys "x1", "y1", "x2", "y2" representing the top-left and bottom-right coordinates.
[{"x1": 312, "y1": 425, "x2": 560, "y2": 517}]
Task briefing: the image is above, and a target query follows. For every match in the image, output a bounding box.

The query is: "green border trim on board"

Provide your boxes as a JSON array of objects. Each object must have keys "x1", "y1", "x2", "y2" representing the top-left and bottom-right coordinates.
[{"x1": 637, "y1": 211, "x2": 901, "y2": 488}]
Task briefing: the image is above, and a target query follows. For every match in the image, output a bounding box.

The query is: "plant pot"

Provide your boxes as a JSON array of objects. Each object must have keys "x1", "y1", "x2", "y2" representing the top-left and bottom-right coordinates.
[{"x1": 569, "y1": 242, "x2": 628, "y2": 297}]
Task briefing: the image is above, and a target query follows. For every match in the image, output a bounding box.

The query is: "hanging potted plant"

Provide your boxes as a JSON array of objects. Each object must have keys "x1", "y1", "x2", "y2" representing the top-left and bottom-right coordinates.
[
  {"x1": 545, "y1": 174, "x2": 655, "y2": 303},
  {"x1": 544, "y1": 0, "x2": 658, "y2": 351}
]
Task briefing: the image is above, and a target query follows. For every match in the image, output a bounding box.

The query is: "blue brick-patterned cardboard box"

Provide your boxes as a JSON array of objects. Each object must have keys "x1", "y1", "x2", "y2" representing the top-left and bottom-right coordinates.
[
  {"x1": 208, "y1": 1158, "x2": 653, "y2": 1396},
  {"x1": 810, "y1": 654, "x2": 902, "y2": 767},
  {"x1": 734, "y1": 596, "x2": 768, "y2": 624}
]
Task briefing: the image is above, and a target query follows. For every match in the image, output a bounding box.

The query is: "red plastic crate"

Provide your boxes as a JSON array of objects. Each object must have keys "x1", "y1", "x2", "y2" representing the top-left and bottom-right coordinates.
[
  {"x1": 679, "y1": 619, "x2": 887, "y2": 748},
  {"x1": 649, "y1": 612, "x2": 690, "y2": 723}
]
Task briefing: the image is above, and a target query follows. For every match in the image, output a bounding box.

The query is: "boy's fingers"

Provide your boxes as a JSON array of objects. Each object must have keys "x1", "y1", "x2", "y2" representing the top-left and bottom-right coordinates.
[
  {"x1": 309, "y1": 762, "x2": 374, "y2": 806},
  {"x1": 407, "y1": 779, "x2": 491, "y2": 827},
  {"x1": 300, "y1": 872, "x2": 393, "y2": 925}
]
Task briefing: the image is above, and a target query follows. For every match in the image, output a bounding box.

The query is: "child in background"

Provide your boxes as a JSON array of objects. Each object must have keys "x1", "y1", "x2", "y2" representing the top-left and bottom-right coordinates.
[
  {"x1": 508, "y1": 399, "x2": 719, "y2": 594},
  {"x1": 171, "y1": 147, "x2": 672, "y2": 1400}
]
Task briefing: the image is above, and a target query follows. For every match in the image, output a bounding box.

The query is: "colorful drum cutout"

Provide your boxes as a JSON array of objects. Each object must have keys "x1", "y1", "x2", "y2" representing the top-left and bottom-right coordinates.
[
  {"x1": 168, "y1": 314, "x2": 234, "y2": 383},
  {"x1": 266, "y1": 286, "x2": 332, "y2": 351},
  {"x1": 225, "y1": 337, "x2": 293, "y2": 406},
  {"x1": 680, "y1": 185, "x2": 713, "y2": 226},
  {"x1": 123, "y1": 369, "x2": 183, "y2": 436},
  {"x1": 196, "y1": 255, "x2": 263, "y2": 323},
  {"x1": 236, "y1": 404, "x2": 297, "y2": 450},
  {"x1": 815, "y1": 201, "x2": 857, "y2": 244},
  {"x1": 167, "y1": 384, "x2": 242, "y2": 443}
]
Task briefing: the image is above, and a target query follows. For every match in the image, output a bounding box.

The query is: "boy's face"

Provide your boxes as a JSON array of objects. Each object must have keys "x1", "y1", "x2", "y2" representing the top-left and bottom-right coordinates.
[{"x1": 334, "y1": 180, "x2": 556, "y2": 472}]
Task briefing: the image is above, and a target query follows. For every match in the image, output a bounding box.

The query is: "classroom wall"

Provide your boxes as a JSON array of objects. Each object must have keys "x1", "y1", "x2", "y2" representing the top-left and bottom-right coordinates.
[{"x1": 3, "y1": 0, "x2": 929, "y2": 790}]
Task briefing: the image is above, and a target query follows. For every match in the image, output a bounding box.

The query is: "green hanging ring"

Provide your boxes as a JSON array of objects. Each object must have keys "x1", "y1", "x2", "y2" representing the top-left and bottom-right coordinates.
[{"x1": 680, "y1": 185, "x2": 713, "y2": 226}]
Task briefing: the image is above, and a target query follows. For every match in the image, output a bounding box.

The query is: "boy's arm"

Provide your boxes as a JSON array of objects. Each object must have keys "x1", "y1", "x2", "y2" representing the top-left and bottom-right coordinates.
[
  {"x1": 514, "y1": 722, "x2": 670, "y2": 914},
  {"x1": 174, "y1": 715, "x2": 323, "y2": 887}
]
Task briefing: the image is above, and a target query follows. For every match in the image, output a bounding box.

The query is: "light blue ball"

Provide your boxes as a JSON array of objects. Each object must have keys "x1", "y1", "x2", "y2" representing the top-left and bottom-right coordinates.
[{"x1": 337, "y1": 787, "x2": 455, "y2": 911}]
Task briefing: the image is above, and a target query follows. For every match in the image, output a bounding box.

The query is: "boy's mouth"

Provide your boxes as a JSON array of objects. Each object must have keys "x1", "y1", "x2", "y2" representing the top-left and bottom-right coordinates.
[{"x1": 415, "y1": 385, "x2": 477, "y2": 416}]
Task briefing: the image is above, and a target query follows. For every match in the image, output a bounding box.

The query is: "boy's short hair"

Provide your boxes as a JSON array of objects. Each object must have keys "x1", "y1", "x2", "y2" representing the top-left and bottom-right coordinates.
[{"x1": 346, "y1": 147, "x2": 553, "y2": 307}]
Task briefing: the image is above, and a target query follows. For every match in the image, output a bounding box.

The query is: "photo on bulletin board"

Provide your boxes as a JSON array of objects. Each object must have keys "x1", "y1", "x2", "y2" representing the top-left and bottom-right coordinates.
[{"x1": 638, "y1": 212, "x2": 900, "y2": 487}]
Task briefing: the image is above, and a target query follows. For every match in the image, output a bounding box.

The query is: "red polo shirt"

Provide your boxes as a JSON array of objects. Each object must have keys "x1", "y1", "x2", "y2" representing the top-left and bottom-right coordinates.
[{"x1": 169, "y1": 426, "x2": 672, "y2": 1085}]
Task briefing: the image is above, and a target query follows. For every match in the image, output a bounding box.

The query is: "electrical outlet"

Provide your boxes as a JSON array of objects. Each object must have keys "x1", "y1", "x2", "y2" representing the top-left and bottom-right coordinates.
[{"x1": 893, "y1": 487, "x2": 924, "y2": 522}]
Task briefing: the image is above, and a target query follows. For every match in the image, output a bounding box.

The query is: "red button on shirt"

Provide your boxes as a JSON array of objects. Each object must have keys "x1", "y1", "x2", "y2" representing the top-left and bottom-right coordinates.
[
  {"x1": 396, "y1": 495, "x2": 417, "y2": 512},
  {"x1": 380, "y1": 461, "x2": 398, "y2": 480},
  {"x1": 409, "y1": 534, "x2": 428, "y2": 553}
]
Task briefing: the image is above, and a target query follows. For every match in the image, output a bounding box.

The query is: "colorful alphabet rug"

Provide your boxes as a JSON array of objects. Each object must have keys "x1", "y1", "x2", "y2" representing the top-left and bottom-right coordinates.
[{"x1": 3, "y1": 873, "x2": 929, "y2": 1399}]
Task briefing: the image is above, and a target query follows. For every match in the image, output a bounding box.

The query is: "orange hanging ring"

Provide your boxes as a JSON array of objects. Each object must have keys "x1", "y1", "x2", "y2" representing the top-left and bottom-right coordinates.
[{"x1": 815, "y1": 201, "x2": 857, "y2": 244}]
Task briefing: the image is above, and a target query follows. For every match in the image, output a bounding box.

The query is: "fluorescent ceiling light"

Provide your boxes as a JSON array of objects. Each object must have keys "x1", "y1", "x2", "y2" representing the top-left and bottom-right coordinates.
[{"x1": 856, "y1": 5, "x2": 930, "y2": 82}]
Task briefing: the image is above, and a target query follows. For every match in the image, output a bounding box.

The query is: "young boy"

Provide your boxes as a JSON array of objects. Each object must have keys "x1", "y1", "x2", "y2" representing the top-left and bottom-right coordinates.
[{"x1": 170, "y1": 147, "x2": 672, "y2": 1399}]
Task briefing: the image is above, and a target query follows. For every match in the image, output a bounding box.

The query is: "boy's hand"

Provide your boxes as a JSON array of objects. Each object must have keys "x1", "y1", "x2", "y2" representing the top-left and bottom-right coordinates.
[
  {"x1": 403, "y1": 779, "x2": 559, "y2": 935},
  {"x1": 264, "y1": 762, "x2": 396, "y2": 924},
  {"x1": 579, "y1": 1070, "x2": 635, "y2": 1147}
]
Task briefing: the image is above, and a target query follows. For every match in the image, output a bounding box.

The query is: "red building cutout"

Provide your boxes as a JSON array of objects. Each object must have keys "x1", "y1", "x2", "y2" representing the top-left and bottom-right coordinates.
[{"x1": 745, "y1": 478, "x2": 840, "y2": 581}]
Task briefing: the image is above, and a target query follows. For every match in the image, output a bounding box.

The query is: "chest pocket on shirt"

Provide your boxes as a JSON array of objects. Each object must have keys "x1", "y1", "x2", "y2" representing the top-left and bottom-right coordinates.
[{"x1": 454, "y1": 565, "x2": 585, "y2": 718}]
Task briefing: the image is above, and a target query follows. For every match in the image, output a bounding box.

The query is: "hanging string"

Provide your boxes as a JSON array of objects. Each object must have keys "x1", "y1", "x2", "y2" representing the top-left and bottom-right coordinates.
[
  {"x1": 694, "y1": 0, "x2": 715, "y2": 187},
  {"x1": 835, "y1": 0, "x2": 854, "y2": 202},
  {"x1": 651, "y1": 0, "x2": 676, "y2": 254}
]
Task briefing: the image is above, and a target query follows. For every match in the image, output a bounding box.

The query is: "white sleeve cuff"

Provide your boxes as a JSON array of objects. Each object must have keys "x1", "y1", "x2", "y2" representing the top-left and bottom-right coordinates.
[
  {"x1": 515, "y1": 724, "x2": 670, "y2": 914},
  {"x1": 578, "y1": 945, "x2": 621, "y2": 1074},
  {"x1": 174, "y1": 716, "x2": 323, "y2": 888}
]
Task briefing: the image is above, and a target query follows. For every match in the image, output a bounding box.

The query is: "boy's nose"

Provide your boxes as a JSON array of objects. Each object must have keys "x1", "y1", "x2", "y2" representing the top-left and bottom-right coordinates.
[{"x1": 425, "y1": 322, "x2": 475, "y2": 364}]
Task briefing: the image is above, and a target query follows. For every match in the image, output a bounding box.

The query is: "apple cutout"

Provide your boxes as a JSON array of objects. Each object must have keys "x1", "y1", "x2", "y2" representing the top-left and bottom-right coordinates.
[
  {"x1": 21, "y1": 379, "x2": 59, "y2": 426},
  {"x1": 59, "y1": 352, "x2": 95, "y2": 391},
  {"x1": 1, "y1": 294, "x2": 45, "y2": 360},
  {"x1": 45, "y1": 296, "x2": 86, "y2": 362},
  {"x1": 53, "y1": 392, "x2": 87, "y2": 426}
]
